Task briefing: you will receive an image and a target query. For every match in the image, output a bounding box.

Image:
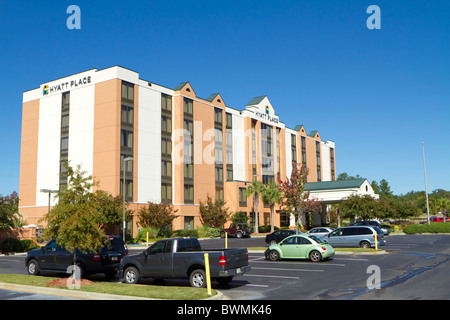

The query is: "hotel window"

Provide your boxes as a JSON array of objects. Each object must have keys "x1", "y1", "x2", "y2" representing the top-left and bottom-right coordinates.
[
  {"x1": 216, "y1": 187, "x2": 224, "y2": 202},
  {"x1": 60, "y1": 137, "x2": 69, "y2": 151},
  {"x1": 183, "y1": 98, "x2": 193, "y2": 115},
  {"x1": 59, "y1": 92, "x2": 70, "y2": 187},
  {"x1": 184, "y1": 185, "x2": 194, "y2": 204},
  {"x1": 121, "y1": 130, "x2": 133, "y2": 148},
  {"x1": 161, "y1": 93, "x2": 173, "y2": 203},
  {"x1": 121, "y1": 105, "x2": 134, "y2": 125},
  {"x1": 120, "y1": 81, "x2": 134, "y2": 201},
  {"x1": 121, "y1": 82, "x2": 134, "y2": 101},
  {"x1": 161, "y1": 115, "x2": 172, "y2": 134},
  {"x1": 161, "y1": 160, "x2": 172, "y2": 178},
  {"x1": 251, "y1": 120, "x2": 257, "y2": 176},
  {"x1": 239, "y1": 188, "x2": 247, "y2": 207},
  {"x1": 291, "y1": 134, "x2": 297, "y2": 163},
  {"x1": 330, "y1": 148, "x2": 335, "y2": 180},
  {"x1": 301, "y1": 136, "x2": 307, "y2": 167},
  {"x1": 62, "y1": 92, "x2": 70, "y2": 110},
  {"x1": 183, "y1": 98, "x2": 194, "y2": 204},
  {"x1": 316, "y1": 141, "x2": 321, "y2": 182},
  {"x1": 161, "y1": 183, "x2": 172, "y2": 203},
  {"x1": 161, "y1": 93, "x2": 172, "y2": 112},
  {"x1": 61, "y1": 115, "x2": 69, "y2": 132},
  {"x1": 214, "y1": 108, "x2": 223, "y2": 125},
  {"x1": 161, "y1": 138, "x2": 172, "y2": 156},
  {"x1": 184, "y1": 164, "x2": 194, "y2": 179}
]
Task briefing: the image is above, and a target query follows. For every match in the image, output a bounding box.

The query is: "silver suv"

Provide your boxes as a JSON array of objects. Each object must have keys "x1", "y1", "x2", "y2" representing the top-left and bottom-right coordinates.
[{"x1": 323, "y1": 226, "x2": 386, "y2": 248}]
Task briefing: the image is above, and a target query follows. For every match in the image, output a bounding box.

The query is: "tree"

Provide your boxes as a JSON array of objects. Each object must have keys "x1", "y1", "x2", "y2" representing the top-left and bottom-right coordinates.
[
  {"x1": 231, "y1": 211, "x2": 248, "y2": 224},
  {"x1": 246, "y1": 180, "x2": 266, "y2": 234},
  {"x1": 436, "y1": 198, "x2": 450, "y2": 222},
  {"x1": 137, "y1": 202, "x2": 179, "y2": 235},
  {"x1": 198, "y1": 194, "x2": 230, "y2": 228},
  {"x1": 261, "y1": 183, "x2": 283, "y2": 233},
  {"x1": 0, "y1": 192, "x2": 20, "y2": 229},
  {"x1": 378, "y1": 179, "x2": 394, "y2": 199},
  {"x1": 339, "y1": 194, "x2": 379, "y2": 221},
  {"x1": 278, "y1": 163, "x2": 319, "y2": 231},
  {"x1": 94, "y1": 190, "x2": 133, "y2": 232},
  {"x1": 41, "y1": 164, "x2": 109, "y2": 272}
]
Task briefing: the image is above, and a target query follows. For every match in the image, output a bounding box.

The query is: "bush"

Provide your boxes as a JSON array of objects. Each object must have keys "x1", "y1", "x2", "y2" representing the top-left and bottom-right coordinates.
[
  {"x1": 196, "y1": 226, "x2": 221, "y2": 238},
  {"x1": 1, "y1": 238, "x2": 38, "y2": 253},
  {"x1": 136, "y1": 227, "x2": 160, "y2": 241},
  {"x1": 403, "y1": 222, "x2": 450, "y2": 234},
  {"x1": 258, "y1": 225, "x2": 279, "y2": 233},
  {"x1": 172, "y1": 229, "x2": 199, "y2": 238}
]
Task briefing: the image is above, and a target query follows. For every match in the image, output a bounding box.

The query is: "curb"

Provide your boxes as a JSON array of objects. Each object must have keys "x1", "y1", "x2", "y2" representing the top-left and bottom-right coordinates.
[{"x1": 0, "y1": 282, "x2": 225, "y2": 300}]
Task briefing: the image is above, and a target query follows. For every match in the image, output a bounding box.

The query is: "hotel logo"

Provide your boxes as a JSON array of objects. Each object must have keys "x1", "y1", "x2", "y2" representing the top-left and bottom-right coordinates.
[{"x1": 43, "y1": 85, "x2": 49, "y2": 96}]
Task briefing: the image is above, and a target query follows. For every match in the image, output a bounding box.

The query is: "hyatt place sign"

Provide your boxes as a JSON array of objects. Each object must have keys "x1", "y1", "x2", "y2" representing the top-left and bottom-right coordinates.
[{"x1": 42, "y1": 76, "x2": 92, "y2": 96}]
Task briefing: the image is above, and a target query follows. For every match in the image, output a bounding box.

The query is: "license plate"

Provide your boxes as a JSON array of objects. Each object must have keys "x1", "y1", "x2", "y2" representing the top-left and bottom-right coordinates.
[{"x1": 111, "y1": 257, "x2": 118, "y2": 261}]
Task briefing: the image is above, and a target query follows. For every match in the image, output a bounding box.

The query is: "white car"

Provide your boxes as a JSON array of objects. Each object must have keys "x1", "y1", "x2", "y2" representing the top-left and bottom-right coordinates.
[{"x1": 307, "y1": 227, "x2": 335, "y2": 239}]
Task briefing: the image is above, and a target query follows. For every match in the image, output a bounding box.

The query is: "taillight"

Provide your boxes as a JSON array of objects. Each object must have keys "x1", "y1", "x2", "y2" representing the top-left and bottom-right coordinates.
[
  {"x1": 219, "y1": 255, "x2": 226, "y2": 266},
  {"x1": 93, "y1": 253, "x2": 100, "y2": 261},
  {"x1": 373, "y1": 235, "x2": 379, "y2": 240},
  {"x1": 321, "y1": 247, "x2": 327, "y2": 251}
]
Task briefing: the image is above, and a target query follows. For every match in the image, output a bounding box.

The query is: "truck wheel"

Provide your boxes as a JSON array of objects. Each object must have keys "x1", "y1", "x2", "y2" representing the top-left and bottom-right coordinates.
[
  {"x1": 216, "y1": 276, "x2": 233, "y2": 285},
  {"x1": 268, "y1": 250, "x2": 280, "y2": 261},
  {"x1": 190, "y1": 269, "x2": 207, "y2": 288},
  {"x1": 124, "y1": 266, "x2": 140, "y2": 284},
  {"x1": 236, "y1": 231, "x2": 243, "y2": 238},
  {"x1": 27, "y1": 259, "x2": 40, "y2": 276}
]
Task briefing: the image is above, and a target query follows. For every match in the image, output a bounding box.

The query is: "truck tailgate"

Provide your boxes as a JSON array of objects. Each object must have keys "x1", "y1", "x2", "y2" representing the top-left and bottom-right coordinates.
[{"x1": 221, "y1": 249, "x2": 249, "y2": 270}]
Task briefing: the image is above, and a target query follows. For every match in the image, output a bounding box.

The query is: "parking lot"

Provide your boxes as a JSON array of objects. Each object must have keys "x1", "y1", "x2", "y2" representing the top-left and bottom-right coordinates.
[{"x1": 0, "y1": 234, "x2": 449, "y2": 300}]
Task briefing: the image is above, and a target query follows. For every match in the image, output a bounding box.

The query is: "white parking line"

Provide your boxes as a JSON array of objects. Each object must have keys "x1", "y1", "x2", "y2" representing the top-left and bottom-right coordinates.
[
  {"x1": 245, "y1": 284, "x2": 269, "y2": 288},
  {"x1": 250, "y1": 260, "x2": 346, "y2": 267},
  {"x1": 243, "y1": 274, "x2": 300, "y2": 279},
  {"x1": 252, "y1": 267, "x2": 324, "y2": 272}
]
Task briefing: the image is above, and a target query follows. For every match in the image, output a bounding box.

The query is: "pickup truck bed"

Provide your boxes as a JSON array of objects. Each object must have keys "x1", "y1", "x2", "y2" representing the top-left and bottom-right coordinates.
[{"x1": 120, "y1": 237, "x2": 251, "y2": 288}]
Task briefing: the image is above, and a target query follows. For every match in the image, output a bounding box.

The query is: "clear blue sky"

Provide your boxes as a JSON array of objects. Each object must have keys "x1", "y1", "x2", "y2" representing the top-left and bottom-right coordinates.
[{"x1": 0, "y1": 0, "x2": 448, "y2": 197}]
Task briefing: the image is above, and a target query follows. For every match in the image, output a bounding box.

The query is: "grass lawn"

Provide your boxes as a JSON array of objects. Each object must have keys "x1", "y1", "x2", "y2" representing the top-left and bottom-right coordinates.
[{"x1": 0, "y1": 274, "x2": 216, "y2": 300}]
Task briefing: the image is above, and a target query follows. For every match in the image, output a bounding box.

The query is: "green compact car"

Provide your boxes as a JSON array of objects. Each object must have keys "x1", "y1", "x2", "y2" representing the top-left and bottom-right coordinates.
[{"x1": 264, "y1": 234, "x2": 335, "y2": 262}]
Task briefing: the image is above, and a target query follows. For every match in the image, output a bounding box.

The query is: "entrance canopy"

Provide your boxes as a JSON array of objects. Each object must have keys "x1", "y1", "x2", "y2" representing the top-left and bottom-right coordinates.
[{"x1": 304, "y1": 179, "x2": 379, "y2": 205}]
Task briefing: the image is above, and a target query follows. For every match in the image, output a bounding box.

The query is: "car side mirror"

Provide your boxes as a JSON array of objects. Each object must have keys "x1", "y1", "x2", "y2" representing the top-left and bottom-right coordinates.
[
  {"x1": 143, "y1": 250, "x2": 148, "y2": 257},
  {"x1": 327, "y1": 234, "x2": 331, "y2": 237}
]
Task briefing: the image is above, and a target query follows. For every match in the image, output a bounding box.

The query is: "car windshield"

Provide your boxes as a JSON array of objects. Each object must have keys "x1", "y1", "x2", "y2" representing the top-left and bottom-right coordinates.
[{"x1": 308, "y1": 235, "x2": 325, "y2": 244}]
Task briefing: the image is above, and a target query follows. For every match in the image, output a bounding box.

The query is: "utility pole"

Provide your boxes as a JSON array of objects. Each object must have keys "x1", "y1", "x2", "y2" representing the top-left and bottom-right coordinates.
[{"x1": 422, "y1": 142, "x2": 430, "y2": 225}]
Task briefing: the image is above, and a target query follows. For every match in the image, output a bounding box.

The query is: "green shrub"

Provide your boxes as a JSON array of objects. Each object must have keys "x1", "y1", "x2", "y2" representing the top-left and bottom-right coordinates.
[
  {"x1": 136, "y1": 227, "x2": 160, "y2": 241},
  {"x1": 258, "y1": 225, "x2": 279, "y2": 233},
  {"x1": 196, "y1": 226, "x2": 221, "y2": 238},
  {"x1": 403, "y1": 222, "x2": 450, "y2": 234},
  {"x1": 172, "y1": 229, "x2": 199, "y2": 238},
  {"x1": 1, "y1": 238, "x2": 38, "y2": 253}
]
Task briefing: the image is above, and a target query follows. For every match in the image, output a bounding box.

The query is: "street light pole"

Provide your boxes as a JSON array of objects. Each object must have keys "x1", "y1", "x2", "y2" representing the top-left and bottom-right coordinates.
[
  {"x1": 40, "y1": 189, "x2": 58, "y2": 214},
  {"x1": 122, "y1": 157, "x2": 133, "y2": 242},
  {"x1": 422, "y1": 142, "x2": 430, "y2": 225}
]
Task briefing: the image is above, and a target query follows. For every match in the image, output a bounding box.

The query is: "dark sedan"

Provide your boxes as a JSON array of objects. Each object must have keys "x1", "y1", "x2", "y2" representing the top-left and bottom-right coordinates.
[{"x1": 265, "y1": 229, "x2": 297, "y2": 245}]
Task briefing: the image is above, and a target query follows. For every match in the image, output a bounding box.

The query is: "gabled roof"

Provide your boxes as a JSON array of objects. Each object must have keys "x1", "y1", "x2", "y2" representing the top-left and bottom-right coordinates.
[
  {"x1": 304, "y1": 179, "x2": 366, "y2": 191},
  {"x1": 206, "y1": 93, "x2": 219, "y2": 102},
  {"x1": 174, "y1": 81, "x2": 189, "y2": 91},
  {"x1": 246, "y1": 95, "x2": 267, "y2": 106}
]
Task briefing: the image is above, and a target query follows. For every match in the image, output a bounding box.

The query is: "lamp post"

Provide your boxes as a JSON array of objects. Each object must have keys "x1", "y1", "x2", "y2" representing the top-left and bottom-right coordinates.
[
  {"x1": 40, "y1": 189, "x2": 58, "y2": 214},
  {"x1": 422, "y1": 142, "x2": 430, "y2": 225},
  {"x1": 122, "y1": 157, "x2": 133, "y2": 242}
]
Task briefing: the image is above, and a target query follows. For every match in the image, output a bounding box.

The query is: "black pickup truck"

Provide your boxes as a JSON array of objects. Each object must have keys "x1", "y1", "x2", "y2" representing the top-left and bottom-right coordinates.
[{"x1": 120, "y1": 237, "x2": 251, "y2": 288}]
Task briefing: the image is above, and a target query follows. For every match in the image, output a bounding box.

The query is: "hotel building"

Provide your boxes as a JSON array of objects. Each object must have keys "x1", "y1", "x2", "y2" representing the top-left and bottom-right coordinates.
[{"x1": 19, "y1": 66, "x2": 337, "y2": 235}]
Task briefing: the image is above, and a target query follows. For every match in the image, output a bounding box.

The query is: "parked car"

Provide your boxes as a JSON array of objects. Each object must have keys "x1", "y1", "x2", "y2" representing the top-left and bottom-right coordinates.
[
  {"x1": 265, "y1": 229, "x2": 297, "y2": 245},
  {"x1": 265, "y1": 234, "x2": 335, "y2": 262},
  {"x1": 353, "y1": 220, "x2": 390, "y2": 235},
  {"x1": 220, "y1": 223, "x2": 251, "y2": 239},
  {"x1": 419, "y1": 216, "x2": 450, "y2": 224},
  {"x1": 120, "y1": 237, "x2": 251, "y2": 288},
  {"x1": 307, "y1": 227, "x2": 335, "y2": 238},
  {"x1": 25, "y1": 235, "x2": 128, "y2": 278},
  {"x1": 322, "y1": 226, "x2": 386, "y2": 248}
]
